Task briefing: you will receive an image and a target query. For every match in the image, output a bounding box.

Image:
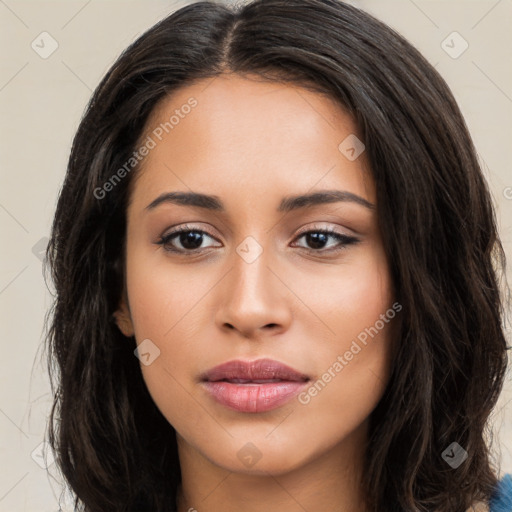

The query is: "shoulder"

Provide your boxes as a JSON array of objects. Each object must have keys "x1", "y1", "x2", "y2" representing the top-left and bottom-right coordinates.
[
  {"x1": 489, "y1": 473, "x2": 512, "y2": 512},
  {"x1": 466, "y1": 474, "x2": 512, "y2": 512}
]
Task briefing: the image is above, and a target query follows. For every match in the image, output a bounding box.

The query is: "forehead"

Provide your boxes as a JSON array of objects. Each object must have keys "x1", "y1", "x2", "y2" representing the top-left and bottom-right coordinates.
[{"x1": 129, "y1": 74, "x2": 374, "y2": 213}]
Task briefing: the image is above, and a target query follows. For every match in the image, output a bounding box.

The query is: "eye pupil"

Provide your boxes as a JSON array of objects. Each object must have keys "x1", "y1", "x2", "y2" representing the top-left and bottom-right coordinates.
[
  {"x1": 159, "y1": 228, "x2": 355, "y2": 255},
  {"x1": 180, "y1": 231, "x2": 203, "y2": 250},
  {"x1": 306, "y1": 232, "x2": 328, "y2": 250}
]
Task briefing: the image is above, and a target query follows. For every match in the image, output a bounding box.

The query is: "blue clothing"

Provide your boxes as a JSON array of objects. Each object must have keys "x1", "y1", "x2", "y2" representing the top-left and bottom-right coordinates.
[{"x1": 490, "y1": 473, "x2": 512, "y2": 512}]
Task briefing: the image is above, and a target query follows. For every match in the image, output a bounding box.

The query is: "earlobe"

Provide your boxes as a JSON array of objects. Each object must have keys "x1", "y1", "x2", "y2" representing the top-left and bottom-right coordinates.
[{"x1": 113, "y1": 298, "x2": 135, "y2": 337}]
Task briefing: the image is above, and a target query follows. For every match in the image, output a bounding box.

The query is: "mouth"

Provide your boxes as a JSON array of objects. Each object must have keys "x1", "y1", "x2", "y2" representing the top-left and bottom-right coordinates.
[
  {"x1": 201, "y1": 358, "x2": 310, "y2": 383},
  {"x1": 214, "y1": 378, "x2": 292, "y2": 383},
  {"x1": 200, "y1": 358, "x2": 311, "y2": 413}
]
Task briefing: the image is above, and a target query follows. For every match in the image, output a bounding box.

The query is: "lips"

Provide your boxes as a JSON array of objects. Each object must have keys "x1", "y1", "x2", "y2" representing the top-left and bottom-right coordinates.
[
  {"x1": 201, "y1": 358, "x2": 310, "y2": 413},
  {"x1": 201, "y1": 358, "x2": 310, "y2": 383}
]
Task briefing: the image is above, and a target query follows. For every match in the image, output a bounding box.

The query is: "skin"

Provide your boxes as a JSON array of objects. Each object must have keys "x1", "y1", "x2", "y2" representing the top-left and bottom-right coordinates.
[{"x1": 114, "y1": 74, "x2": 398, "y2": 512}]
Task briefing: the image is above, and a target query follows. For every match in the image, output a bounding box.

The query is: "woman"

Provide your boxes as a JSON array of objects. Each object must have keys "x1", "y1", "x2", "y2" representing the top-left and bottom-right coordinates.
[{"x1": 44, "y1": 0, "x2": 512, "y2": 510}]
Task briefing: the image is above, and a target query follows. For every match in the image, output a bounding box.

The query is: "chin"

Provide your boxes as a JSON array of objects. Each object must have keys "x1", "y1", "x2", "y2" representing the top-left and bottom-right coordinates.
[{"x1": 200, "y1": 436, "x2": 315, "y2": 476}]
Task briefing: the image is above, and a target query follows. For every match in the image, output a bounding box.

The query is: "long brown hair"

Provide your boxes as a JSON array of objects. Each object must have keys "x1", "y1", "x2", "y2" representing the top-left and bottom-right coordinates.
[{"x1": 44, "y1": 1, "x2": 510, "y2": 510}]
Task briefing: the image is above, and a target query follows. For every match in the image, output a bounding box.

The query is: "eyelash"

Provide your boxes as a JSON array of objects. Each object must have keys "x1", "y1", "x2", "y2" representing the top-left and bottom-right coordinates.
[{"x1": 156, "y1": 224, "x2": 360, "y2": 256}]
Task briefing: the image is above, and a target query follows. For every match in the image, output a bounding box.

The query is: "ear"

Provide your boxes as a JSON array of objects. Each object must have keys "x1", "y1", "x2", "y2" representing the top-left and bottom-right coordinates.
[{"x1": 113, "y1": 294, "x2": 135, "y2": 337}]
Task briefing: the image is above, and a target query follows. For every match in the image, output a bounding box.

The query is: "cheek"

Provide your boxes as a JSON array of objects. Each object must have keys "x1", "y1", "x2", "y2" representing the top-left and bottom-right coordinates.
[
  {"x1": 300, "y1": 242, "x2": 393, "y2": 344},
  {"x1": 125, "y1": 246, "x2": 204, "y2": 339},
  {"x1": 294, "y1": 319, "x2": 394, "y2": 459},
  {"x1": 295, "y1": 246, "x2": 395, "y2": 430},
  {"x1": 124, "y1": 246, "x2": 216, "y2": 427}
]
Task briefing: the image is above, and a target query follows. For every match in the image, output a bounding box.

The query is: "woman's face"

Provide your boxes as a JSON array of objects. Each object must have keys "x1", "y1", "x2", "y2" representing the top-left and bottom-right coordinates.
[{"x1": 115, "y1": 74, "x2": 397, "y2": 475}]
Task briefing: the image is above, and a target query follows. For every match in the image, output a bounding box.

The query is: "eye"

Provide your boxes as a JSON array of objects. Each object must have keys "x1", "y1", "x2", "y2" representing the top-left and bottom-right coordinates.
[
  {"x1": 156, "y1": 224, "x2": 360, "y2": 254},
  {"x1": 292, "y1": 226, "x2": 360, "y2": 254},
  {"x1": 157, "y1": 224, "x2": 220, "y2": 253}
]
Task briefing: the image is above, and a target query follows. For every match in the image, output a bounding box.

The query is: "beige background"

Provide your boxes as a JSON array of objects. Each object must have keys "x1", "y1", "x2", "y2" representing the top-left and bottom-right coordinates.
[{"x1": 0, "y1": 0, "x2": 511, "y2": 510}]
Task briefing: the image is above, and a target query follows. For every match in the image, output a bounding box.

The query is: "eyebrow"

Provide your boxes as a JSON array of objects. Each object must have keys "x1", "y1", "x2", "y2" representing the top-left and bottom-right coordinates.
[{"x1": 145, "y1": 189, "x2": 374, "y2": 213}]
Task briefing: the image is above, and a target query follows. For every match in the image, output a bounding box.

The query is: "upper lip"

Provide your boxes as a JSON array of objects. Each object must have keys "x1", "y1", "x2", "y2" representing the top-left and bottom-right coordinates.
[{"x1": 201, "y1": 358, "x2": 310, "y2": 383}]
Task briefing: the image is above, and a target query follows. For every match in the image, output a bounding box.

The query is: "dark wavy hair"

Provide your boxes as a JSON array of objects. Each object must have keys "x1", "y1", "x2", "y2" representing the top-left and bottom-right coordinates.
[{"x1": 43, "y1": 0, "x2": 511, "y2": 510}]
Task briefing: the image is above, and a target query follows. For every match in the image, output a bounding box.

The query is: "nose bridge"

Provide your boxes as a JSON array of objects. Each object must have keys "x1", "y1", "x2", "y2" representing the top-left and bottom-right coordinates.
[
  {"x1": 230, "y1": 231, "x2": 275, "y2": 302},
  {"x1": 214, "y1": 228, "x2": 291, "y2": 336}
]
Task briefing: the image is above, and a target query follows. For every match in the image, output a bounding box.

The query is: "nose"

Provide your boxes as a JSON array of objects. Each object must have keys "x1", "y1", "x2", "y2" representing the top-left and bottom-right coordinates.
[{"x1": 214, "y1": 242, "x2": 293, "y2": 340}]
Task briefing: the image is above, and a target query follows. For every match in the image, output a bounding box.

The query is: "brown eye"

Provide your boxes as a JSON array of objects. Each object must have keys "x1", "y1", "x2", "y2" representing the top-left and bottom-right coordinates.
[
  {"x1": 156, "y1": 225, "x2": 360, "y2": 255},
  {"x1": 157, "y1": 225, "x2": 220, "y2": 253},
  {"x1": 293, "y1": 228, "x2": 359, "y2": 253}
]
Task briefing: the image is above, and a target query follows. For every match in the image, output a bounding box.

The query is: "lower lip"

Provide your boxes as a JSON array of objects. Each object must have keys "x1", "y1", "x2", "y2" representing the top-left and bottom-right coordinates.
[{"x1": 202, "y1": 380, "x2": 309, "y2": 413}]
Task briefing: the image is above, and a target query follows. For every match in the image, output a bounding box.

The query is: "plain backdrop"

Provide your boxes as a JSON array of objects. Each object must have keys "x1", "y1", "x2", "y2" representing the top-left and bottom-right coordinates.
[{"x1": 1, "y1": 1, "x2": 511, "y2": 510}]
